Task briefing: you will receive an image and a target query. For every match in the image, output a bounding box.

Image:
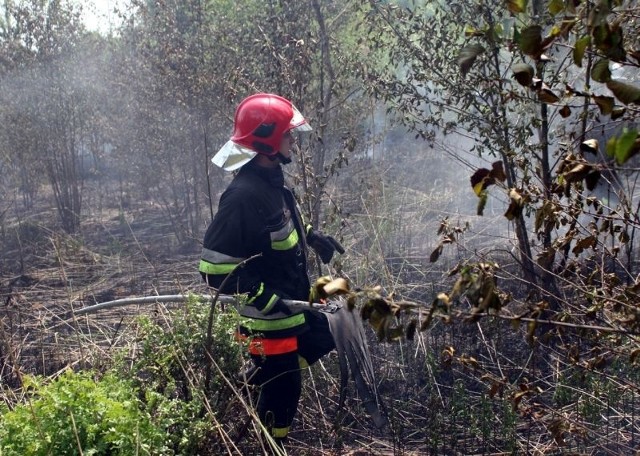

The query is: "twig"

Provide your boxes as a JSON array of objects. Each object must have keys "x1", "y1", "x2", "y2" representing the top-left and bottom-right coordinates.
[{"x1": 455, "y1": 310, "x2": 639, "y2": 336}]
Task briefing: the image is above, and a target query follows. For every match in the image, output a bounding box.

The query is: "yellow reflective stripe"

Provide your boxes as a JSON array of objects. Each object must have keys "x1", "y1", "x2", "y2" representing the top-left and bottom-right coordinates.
[
  {"x1": 243, "y1": 313, "x2": 306, "y2": 332},
  {"x1": 199, "y1": 260, "x2": 236, "y2": 275},
  {"x1": 261, "y1": 294, "x2": 279, "y2": 314},
  {"x1": 247, "y1": 283, "x2": 264, "y2": 304},
  {"x1": 271, "y1": 426, "x2": 290, "y2": 438},
  {"x1": 271, "y1": 229, "x2": 299, "y2": 251}
]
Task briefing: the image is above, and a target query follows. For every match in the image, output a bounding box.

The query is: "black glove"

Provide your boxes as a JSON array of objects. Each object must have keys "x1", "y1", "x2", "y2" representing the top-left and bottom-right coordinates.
[{"x1": 307, "y1": 229, "x2": 345, "y2": 264}]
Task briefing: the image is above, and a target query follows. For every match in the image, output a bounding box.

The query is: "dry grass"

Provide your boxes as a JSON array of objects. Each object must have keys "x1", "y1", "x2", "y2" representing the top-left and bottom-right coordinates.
[{"x1": 2, "y1": 199, "x2": 639, "y2": 455}]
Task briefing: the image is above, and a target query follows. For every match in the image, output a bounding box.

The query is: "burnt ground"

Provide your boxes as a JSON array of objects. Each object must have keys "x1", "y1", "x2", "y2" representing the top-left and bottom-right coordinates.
[
  {"x1": 0, "y1": 202, "x2": 206, "y2": 378},
  {"x1": 0, "y1": 203, "x2": 404, "y2": 455},
  {"x1": 3, "y1": 197, "x2": 638, "y2": 455}
]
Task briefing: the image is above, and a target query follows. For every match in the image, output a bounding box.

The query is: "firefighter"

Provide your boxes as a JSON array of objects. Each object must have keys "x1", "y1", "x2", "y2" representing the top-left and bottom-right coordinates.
[{"x1": 199, "y1": 93, "x2": 344, "y2": 444}]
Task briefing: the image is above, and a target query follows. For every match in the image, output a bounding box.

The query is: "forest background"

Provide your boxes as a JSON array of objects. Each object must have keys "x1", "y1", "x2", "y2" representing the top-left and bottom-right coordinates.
[{"x1": 1, "y1": 0, "x2": 640, "y2": 454}]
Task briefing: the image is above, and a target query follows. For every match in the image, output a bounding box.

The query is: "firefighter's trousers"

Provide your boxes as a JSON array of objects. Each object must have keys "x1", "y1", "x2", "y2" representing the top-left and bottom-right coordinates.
[{"x1": 249, "y1": 308, "x2": 335, "y2": 439}]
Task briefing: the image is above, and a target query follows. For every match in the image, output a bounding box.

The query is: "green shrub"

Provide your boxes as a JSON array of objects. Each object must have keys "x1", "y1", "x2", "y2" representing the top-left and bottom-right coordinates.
[
  {"x1": 115, "y1": 296, "x2": 247, "y2": 454},
  {"x1": 0, "y1": 370, "x2": 169, "y2": 456}
]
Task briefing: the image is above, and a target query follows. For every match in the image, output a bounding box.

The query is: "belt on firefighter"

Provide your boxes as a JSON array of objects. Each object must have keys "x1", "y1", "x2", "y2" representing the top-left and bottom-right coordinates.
[{"x1": 236, "y1": 333, "x2": 298, "y2": 356}]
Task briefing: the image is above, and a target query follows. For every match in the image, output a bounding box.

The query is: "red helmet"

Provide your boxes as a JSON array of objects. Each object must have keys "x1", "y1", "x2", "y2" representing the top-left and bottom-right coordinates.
[{"x1": 230, "y1": 93, "x2": 311, "y2": 157}]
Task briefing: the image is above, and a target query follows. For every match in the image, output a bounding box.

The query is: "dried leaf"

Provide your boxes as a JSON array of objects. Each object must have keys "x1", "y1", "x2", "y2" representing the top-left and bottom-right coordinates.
[
  {"x1": 491, "y1": 161, "x2": 507, "y2": 182},
  {"x1": 619, "y1": 230, "x2": 630, "y2": 244},
  {"x1": 526, "y1": 320, "x2": 537, "y2": 345},
  {"x1": 504, "y1": 188, "x2": 524, "y2": 220},
  {"x1": 406, "y1": 319, "x2": 417, "y2": 340},
  {"x1": 537, "y1": 247, "x2": 556, "y2": 269},
  {"x1": 593, "y1": 95, "x2": 614, "y2": 115},
  {"x1": 611, "y1": 106, "x2": 626, "y2": 119},
  {"x1": 559, "y1": 105, "x2": 571, "y2": 118},
  {"x1": 548, "y1": 418, "x2": 568, "y2": 445},
  {"x1": 564, "y1": 163, "x2": 592, "y2": 183},
  {"x1": 430, "y1": 244, "x2": 444, "y2": 263},
  {"x1": 420, "y1": 306, "x2": 436, "y2": 331},
  {"x1": 458, "y1": 44, "x2": 486, "y2": 77},
  {"x1": 437, "y1": 292, "x2": 451, "y2": 306},
  {"x1": 538, "y1": 86, "x2": 560, "y2": 103},
  {"x1": 585, "y1": 170, "x2": 601, "y2": 191},
  {"x1": 512, "y1": 390, "x2": 528, "y2": 408},
  {"x1": 459, "y1": 355, "x2": 480, "y2": 369},
  {"x1": 572, "y1": 235, "x2": 597, "y2": 255},
  {"x1": 535, "y1": 201, "x2": 554, "y2": 232},
  {"x1": 323, "y1": 277, "x2": 350, "y2": 296},
  {"x1": 470, "y1": 168, "x2": 491, "y2": 195},
  {"x1": 310, "y1": 276, "x2": 332, "y2": 303},
  {"x1": 489, "y1": 382, "x2": 500, "y2": 398},
  {"x1": 581, "y1": 139, "x2": 599, "y2": 154},
  {"x1": 386, "y1": 326, "x2": 405, "y2": 342},
  {"x1": 506, "y1": 0, "x2": 528, "y2": 13},
  {"x1": 512, "y1": 63, "x2": 534, "y2": 87}
]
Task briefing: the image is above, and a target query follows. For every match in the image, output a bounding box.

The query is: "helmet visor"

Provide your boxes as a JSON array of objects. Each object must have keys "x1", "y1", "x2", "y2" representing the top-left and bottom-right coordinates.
[{"x1": 290, "y1": 105, "x2": 312, "y2": 132}]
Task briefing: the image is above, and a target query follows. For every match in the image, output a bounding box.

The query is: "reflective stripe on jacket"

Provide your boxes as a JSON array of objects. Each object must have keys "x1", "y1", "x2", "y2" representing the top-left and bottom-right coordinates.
[
  {"x1": 236, "y1": 333, "x2": 299, "y2": 356},
  {"x1": 199, "y1": 162, "x2": 310, "y2": 338}
]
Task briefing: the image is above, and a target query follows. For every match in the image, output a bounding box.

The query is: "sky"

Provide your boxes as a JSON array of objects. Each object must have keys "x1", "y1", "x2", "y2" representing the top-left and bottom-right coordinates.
[{"x1": 79, "y1": 0, "x2": 129, "y2": 34}]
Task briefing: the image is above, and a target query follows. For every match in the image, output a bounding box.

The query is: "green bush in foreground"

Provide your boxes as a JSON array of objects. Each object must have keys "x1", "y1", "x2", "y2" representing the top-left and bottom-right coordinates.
[
  {"x1": 0, "y1": 370, "x2": 169, "y2": 456},
  {"x1": 120, "y1": 298, "x2": 246, "y2": 454}
]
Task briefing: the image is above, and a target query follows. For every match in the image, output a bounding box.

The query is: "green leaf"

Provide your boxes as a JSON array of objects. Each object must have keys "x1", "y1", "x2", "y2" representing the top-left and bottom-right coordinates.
[
  {"x1": 606, "y1": 80, "x2": 640, "y2": 105},
  {"x1": 518, "y1": 25, "x2": 543, "y2": 58},
  {"x1": 465, "y1": 25, "x2": 485, "y2": 38},
  {"x1": 512, "y1": 63, "x2": 534, "y2": 87},
  {"x1": 548, "y1": 0, "x2": 565, "y2": 15},
  {"x1": 477, "y1": 190, "x2": 488, "y2": 216},
  {"x1": 606, "y1": 137, "x2": 617, "y2": 157},
  {"x1": 506, "y1": 0, "x2": 528, "y2": 13},
  {"x1": 614, "y1": 128, "x2": 639, "y2": 164},
  {"x1": 573, "y1": 35, "x2": 590, "y2": 67},
  {"x1": 591, "y1": 59, "x2": 611, "y2": 83},
  {"x1": 458, "y1": 44, "x2": 486, "y2": 77}
]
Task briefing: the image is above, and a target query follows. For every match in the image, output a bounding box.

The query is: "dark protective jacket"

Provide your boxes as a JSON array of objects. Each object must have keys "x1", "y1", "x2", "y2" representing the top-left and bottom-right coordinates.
[{"x1": 199, "y1": 161, "x2": 310, "y2": 338}]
